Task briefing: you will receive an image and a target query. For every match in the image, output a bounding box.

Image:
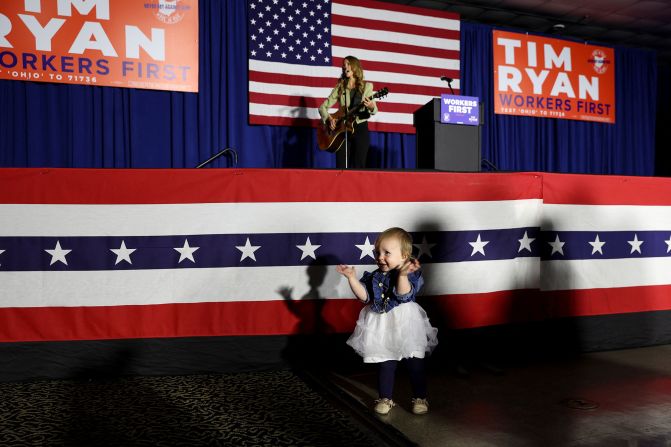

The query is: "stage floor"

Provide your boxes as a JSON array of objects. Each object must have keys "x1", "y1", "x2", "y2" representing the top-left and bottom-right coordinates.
[
  {"x1": 4, "y1": 343, "x2": 671, "y2": 446},
  {"x1": 326, "y1": 343, "x2": 671, "y2": 446}
]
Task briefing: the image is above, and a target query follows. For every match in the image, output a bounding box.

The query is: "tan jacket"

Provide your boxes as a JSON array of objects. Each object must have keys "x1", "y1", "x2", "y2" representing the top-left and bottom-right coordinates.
[{"x1": 318, "y1": 81, "x2": 378, "y2": 125}]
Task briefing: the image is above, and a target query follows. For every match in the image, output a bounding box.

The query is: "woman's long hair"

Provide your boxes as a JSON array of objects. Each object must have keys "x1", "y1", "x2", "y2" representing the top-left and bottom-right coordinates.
[{"x1": 337, "y1": 56, "x2": 365, "y2": 98}]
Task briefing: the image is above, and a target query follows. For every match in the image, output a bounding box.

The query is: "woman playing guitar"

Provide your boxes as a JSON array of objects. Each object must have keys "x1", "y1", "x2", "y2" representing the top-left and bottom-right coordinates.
[{"x1": 318, "y1": 56, "x2": 377, "y2": 169}]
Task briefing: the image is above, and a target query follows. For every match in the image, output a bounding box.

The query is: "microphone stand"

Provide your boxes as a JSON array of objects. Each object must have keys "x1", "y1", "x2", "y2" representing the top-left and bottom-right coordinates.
[
  {"x1": 195, "y1": 147, "x2": 238, "y2": 168},
  {"x1": 344, "y1": 91, "x2": 349, "y2": 169}
]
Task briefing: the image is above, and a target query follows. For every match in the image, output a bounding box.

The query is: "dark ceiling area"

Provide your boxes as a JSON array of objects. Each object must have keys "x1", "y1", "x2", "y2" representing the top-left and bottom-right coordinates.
[{"x1": 380, "y1": 0, "x2": 671, "y2": 61}]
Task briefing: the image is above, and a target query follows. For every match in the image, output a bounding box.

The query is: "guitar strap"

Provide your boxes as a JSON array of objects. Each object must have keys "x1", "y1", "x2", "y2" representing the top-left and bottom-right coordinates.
[{"x1": 349, "y1": 88, "x2": 365, "y2": 119}]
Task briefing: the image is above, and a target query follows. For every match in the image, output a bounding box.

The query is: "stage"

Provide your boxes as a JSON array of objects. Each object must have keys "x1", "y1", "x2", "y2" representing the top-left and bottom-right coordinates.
[{"x1": 1, "y1": 168, "x2": 671, "y2": 381}]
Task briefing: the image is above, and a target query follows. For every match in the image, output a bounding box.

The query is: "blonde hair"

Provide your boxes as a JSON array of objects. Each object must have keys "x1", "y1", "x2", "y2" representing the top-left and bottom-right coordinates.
[
  {"x1": 375, "y1": 227, "x2": 413, "y2": 258},
  {"x1": 338, "y1": 55, "x2": 365, "y2": 96}
]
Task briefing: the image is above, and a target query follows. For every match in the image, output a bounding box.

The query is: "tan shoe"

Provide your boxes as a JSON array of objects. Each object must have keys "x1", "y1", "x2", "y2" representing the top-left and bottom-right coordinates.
[
  {"x1": 411, "y1": 398, "x2": 429, "y2": 415},
  {"x1": 374, "y1": 398, "x2": 395, "y2": 415}
]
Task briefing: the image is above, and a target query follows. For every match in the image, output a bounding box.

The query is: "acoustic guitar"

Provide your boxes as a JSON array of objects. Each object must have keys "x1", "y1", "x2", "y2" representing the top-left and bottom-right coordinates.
[{"x1": 317, "y1": 87, "x2": 389, "y2": 153}]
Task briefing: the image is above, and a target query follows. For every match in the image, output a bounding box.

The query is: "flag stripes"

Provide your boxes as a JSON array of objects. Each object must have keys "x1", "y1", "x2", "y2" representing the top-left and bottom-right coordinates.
[{"x1": 247, "y1": 0, "x2": 460, "y2": 134}]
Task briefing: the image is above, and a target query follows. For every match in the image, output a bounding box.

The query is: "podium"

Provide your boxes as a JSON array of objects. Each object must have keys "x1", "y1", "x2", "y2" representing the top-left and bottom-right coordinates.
[{"x1": 413, "y1": 98, "x2": 482, "y2": 171}]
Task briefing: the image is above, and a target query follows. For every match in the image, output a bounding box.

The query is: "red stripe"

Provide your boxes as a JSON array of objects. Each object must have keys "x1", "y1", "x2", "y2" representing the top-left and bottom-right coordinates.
[
  {"x1": 249, "y1": 70, "x2": 334, "y2": 88},
  {"x1": 4, "y1": 284, "x2": 668, "y2": 342},
  {"x1": 372, "y1": 80, "x2": 452, "y2": 97},
  {"x1": 250, "y1": 93, "x2": 324, "y2": 108},
  {"x1": 425, "y1": 284, "x2": 671, "y2": 330},
  {"x1": 544, "y1": 285, "x2": 671, "y2": 318},
  {"x1": 0, "y1": 169, "x2": 543, "y2": 204},
  {"x1": 250, "y1": 92, "x2": 425, "y2": 114},
  {"x1": 421, "y1": 290, "x2": 549, "y2": 329},
  {"x1": 0, "y1": 300, "x2": 361, "y2": 342},
  {"x1": 332, "y1": 15, "x2": 460, "y2": 41},
  {"x1": 249, "y1": 114, "x2": 317, "y2": 128},
  {"x1": 249, "y1": 114, "x2": 418, "y2": 134},
  {"x1": 543, "y1": 172, "x2": 671, "y2": 206},
  {"x1": 334, "y1": 58, "x2": 460, "y2": 86},
  {"x1": 332, "y1": 36, "x2": 459, "y2": 63},
  {"x1": 249, "y1": 68, "x2": 458, "y2": 97},
  {"x1": 335, "y1": 0, "x2": 460, "y2": 22},
  {"x1": 369, "y1": 122, "x2": 415, "y2": 134}
]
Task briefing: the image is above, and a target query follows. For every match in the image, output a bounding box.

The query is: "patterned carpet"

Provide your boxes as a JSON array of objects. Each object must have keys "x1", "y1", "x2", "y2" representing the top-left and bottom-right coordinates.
[{"x1": 0, "y1": 369, "x2": 391, "y2": 447}]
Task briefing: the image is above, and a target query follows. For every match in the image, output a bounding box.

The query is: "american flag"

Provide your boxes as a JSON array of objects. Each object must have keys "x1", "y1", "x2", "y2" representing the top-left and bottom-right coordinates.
[
  {"x1": 1, "y1": 169, "x2": 671, "y2": 343},
  {"x1": 247, "y1": 0, "x2": 460, "y2": 133}
]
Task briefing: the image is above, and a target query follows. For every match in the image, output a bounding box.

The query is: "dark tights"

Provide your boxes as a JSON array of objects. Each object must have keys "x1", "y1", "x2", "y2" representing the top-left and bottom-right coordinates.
[{"x1": 378, "y1": 357, "x2": 427, "y2": 399}]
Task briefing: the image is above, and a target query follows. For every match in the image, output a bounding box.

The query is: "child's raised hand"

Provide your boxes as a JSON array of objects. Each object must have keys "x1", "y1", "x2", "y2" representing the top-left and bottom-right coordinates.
[
  {"x1": 336, "y1": 264, "x2": 356, "y2": 278},
  {"x1": 399, "y1": 257, "x2": 421, "y2": 275}
]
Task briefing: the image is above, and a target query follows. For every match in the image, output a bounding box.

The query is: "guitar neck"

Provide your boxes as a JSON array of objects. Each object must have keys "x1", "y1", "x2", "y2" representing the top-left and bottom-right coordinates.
[{"x1": 345, "y1": 93, "x2": 375, "y2": 114}]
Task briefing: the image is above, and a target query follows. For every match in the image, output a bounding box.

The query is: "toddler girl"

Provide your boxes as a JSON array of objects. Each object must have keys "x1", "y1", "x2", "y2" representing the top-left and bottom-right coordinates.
[{"x1": 336, "y1": 227, "x2": 438, "y2": 415}]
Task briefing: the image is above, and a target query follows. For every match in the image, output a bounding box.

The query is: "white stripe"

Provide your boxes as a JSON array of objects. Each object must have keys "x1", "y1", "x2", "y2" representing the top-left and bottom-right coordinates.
[
  {"x1": 249, "y1": 81, "x2": 440, "y2": 106},
  {"x1": 332, "y1": 45, "x2": 459, "y2": 71},
  {"x1": 364, "y1": 70, "x2": 461, "y2": 90},
  {"x1": 423, "y1": 258, "x2": 539, "y2": 296},
  {"x1": 250, "y1": 59, "x2": 339, "y2": 78},
  {"x1": 250, "y1": 103, "x2": 322, "y2": 120},
  {"x1": 249, "y1": 81, "x2": 334, "y2": 99},
  {"x1": 249, "y1": 60, "x2": 460, "y2": 90},
  {"x1": 333, "y1": 2, "x2": 460, "y2": 31},
  {"x1": 541, "y1": 257, "x2": 671, "y2": 291},
  {"x1": 332, "y1": 24, "x2": 460, "y2": 51},
  {"x1": 544, "y1": 204, "x2": 671, "y2": 231},
  {"x1": 246, "y1": 74, "x2": 454, "y2": 95},
  {"x1": 0, "y1": 258, "x2": 538, "y2": 308},
  {"x1": 0, "y1": 200, "x2": 542, "y2": 236}
]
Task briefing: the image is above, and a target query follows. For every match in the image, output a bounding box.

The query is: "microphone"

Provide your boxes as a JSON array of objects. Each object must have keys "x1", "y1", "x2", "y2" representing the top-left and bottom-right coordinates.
[{"x1": 440, "y1": 76, "x2": 455, "y2": 94}]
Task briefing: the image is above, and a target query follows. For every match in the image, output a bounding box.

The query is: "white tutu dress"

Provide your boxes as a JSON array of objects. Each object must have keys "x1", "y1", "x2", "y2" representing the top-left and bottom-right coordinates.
[{"x1": 346, "y1": 269, "x2": 438, "y2": 363}]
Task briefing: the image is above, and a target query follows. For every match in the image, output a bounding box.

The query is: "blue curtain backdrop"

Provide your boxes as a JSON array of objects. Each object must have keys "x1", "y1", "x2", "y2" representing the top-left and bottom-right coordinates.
[
  {"x1": 0, "y1": 1, "x2": 657, "y2": 174},
  {"x1": 461, "y1": 22, "x2": 657, "y2": 175}
]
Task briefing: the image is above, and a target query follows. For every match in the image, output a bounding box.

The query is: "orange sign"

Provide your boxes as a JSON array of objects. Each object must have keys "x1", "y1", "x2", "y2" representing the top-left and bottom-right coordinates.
[
  {"x1": 493, "y1": 30, "x2": 614, "y2": 123},
  {"x1": 0, "y1": 0, "x2": 198, "y2": 92}
]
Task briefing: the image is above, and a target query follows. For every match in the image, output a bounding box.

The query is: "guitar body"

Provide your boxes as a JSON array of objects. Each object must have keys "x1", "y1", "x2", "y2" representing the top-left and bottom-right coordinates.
[
  {"x1": 317, "y1": 87, "x2": 389, "y2": 152},
  {"x1": 317, "y1": 108, "x2": 355, "y2": 153}
]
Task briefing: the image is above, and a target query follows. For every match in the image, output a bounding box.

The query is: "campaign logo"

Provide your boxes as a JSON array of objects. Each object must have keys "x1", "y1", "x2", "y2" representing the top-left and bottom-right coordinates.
[
  {"x1": 154, "y1": 0, "x2": 188, "y2": 25},
  {"x1": 589, "y1": 49, "x2": 610, "y2": 75}
]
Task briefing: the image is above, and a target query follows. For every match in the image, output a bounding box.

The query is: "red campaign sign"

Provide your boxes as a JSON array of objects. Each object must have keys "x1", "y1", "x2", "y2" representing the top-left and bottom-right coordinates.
[
  {"x1": 493, "y1": 30, "x2": 615, "y2": 123},
  {"x1": 0, "y1": 0, "x2": 198, "y2": 92}
]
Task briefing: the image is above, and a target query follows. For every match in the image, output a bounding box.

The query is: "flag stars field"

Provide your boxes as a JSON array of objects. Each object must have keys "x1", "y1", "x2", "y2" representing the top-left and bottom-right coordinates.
[{"x1": 16, "y1": 229, "x2": 671, "y2": 271}]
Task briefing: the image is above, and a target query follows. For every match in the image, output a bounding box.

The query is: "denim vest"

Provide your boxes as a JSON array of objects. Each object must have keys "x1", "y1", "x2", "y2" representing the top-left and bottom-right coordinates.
[{"x1": 360, "y1": 269, "x2": 423, "y2": 313}]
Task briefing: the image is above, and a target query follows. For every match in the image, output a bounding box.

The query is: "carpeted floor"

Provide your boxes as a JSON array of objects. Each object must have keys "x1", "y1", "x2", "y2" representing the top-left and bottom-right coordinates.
[{"x1": 0, "y1": 369, "x2": 391, "y2": 446}]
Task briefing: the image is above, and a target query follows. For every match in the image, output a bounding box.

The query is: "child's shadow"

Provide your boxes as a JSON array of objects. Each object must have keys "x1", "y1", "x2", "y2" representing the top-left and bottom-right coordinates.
[{"x1": 277, "y1": 256, "x2": 339, "y2": 369}]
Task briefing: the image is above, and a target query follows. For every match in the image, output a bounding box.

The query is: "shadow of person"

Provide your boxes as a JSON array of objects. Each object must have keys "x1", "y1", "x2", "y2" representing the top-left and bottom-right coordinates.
[
  {"x1": 278, "y1": 256, "x2": 340, "y2": 371},
  {"x1": 280, "y1": 96, "x2": 317, "y2": 167}
]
